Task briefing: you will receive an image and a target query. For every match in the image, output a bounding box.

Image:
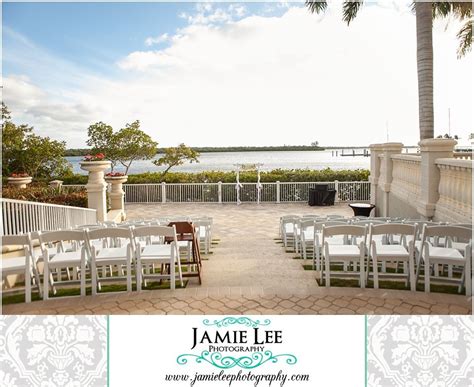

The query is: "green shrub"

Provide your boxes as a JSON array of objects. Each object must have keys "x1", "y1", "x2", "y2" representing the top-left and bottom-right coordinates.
[
  {"x1": 61, "y1": 168, "x2": 369, "y2": 184},
  {"x1": 2, "y1": 184, "x2": 88, "y2": 208}
]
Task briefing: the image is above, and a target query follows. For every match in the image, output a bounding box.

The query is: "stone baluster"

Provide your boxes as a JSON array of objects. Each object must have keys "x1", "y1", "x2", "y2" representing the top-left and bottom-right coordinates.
[{"x1": 417, "y1": 139, "x2": 456, "y2": 220}]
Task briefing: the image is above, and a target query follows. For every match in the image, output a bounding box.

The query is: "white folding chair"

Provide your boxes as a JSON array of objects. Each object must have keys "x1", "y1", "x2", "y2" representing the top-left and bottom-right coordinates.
[
  {"x1": 369, "y1": 223, "x2": 417, "y2": 291},
  {"x1": 446, "y1": 224, "x2": 472, "y2": 255},
  {"x1": 85, "y1": 227, "x2": 135, "y2": 295},
  {"x1": 322, "y1": 225, "x2": 367, "y2": 288},
  {"x1": 1, "y1": 233, "x2": 40, "y2": 302},
  {"x1": 39, "y1": 230, "x2": 88, "y2": 299},
  {"x1": 280, "y1": 216, "x2": 300, "y2": 251},
  {"x1": 133, "y1": 225, "x2": 183, "y2": 290},
  {"x1": 299, "y1": 219, "x2": 316, "y2": 260},
  {"x1": 193, "y1": 218, "x2": 213, "y2": 254},
  {"x1": 419, "y1": 225, "x2": 472, "y2": 295},
  {"x1": 313, "y1": 221, "x2": 348, "y2": 271}
]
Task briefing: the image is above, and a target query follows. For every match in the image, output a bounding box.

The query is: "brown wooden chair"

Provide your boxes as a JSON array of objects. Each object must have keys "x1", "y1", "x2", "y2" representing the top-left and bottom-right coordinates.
[{"x1": 165, "y1": 221, "x2": 202, "y2": 284}]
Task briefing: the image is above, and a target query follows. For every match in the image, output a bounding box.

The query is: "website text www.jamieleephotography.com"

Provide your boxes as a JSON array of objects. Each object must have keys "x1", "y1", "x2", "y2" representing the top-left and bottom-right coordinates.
[{"x1": 165, "y1": 370, "x2": 310, "y2": 386}]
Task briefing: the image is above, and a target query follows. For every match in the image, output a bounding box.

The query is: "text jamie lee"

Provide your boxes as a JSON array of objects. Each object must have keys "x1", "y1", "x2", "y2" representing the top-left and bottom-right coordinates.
[{"x1": 191, "y1": 328, "x2": 283, "y2": 350}]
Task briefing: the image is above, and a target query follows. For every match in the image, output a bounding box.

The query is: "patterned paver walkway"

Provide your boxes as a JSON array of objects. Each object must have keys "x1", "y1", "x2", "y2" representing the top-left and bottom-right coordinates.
[{"x1": 2, "y1": 203, "x2": 471, "y2": 315}]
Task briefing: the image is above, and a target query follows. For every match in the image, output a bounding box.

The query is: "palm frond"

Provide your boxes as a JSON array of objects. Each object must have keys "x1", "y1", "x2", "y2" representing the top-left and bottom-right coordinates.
[
  {"x1": 305, "y1": 0, "x2": 328, "y2": 14},
  {"x1": 457, "y1": 17, "x2": 473, "y2": 58},
  {"x1": 432, "y1": 2, "x2": 472, "y2": 19},
  {"x1": 342, "y1": 1, "x2": 363, "y2": 25}
]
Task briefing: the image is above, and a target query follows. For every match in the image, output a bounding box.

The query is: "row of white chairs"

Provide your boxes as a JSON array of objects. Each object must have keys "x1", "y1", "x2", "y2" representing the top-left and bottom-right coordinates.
[
  {"x1": 2, "y1": 224, "x2": 190, "y2": 302},
  {"x1": 121, "y1": 216, "x2": 213, "y2": 254},
  {"x1": 279, "y1": 216, "x2": 472, "y2": 294}
]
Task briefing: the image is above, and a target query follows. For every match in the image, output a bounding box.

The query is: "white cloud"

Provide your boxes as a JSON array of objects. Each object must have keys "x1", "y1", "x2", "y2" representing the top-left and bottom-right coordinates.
[
  {"x1": 144, "y1": 33, "x2": 169, "y2": 47},
  {"x1": 179, "y1": 3, "x2": 248, "y2": 26},
  {"x1": 3, "y1": 5, "x2": 472, "y2": 149}
]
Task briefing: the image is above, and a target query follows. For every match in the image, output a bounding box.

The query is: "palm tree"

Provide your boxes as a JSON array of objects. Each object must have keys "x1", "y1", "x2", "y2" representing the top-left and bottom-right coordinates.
[
  {"x1": 432, "y1": 2, "x2": 472, "y2": 57},
  {"x1": 306, "y1": 1, "x2": 472, "y2": 141}
]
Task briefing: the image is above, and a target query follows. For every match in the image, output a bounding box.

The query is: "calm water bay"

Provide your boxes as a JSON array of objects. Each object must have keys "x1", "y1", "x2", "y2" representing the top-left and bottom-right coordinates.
[{"x1": 67, "y1": 150, "x2": 370, "y2": 175}]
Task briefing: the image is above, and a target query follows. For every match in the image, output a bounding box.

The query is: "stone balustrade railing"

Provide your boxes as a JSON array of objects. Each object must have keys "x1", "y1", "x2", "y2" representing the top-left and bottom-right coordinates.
[
  {"x1": 434, "y1": 158, "x2": 472, "y2": 222},
  {"x1": 390, "y1": 155, "x2": 421, "y2": 203},
  {"x1": 453, "y1": 152, "x2": 472, "y2": 160}
]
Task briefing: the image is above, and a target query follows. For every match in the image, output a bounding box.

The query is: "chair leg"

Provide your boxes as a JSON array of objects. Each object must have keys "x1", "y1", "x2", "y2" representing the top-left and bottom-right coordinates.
[
  {"x1": 136, "y1": 257, "x2": 142, "y2": 291},
  {"x1": 360, "y1": 252, "x2": 365, "y2": 289},
  {"x1": 91, "y1": 259, "x2": 97, "y2": 296},
  {"x1": 373, "y1": 257, "x2": 379, "y2": 289},
  {"x1": 126, "y1": 249, "x2": 132, "y2": 293},
  {"x1": 424, "y1": 257, "x2": 430, "y2": 293},
  {"x1": 465, "y1": 257, "x2": 472, "y2": 296},
  {"x1": 25, "y1": 254, "x2": 31, "y2": 303},
  {"x1": 409, "y1": 253, "x2": 416, "y2": 292},
  {"x1": 80, "y1": 250, "x2": 86, "y2": 297},
  {"x1": 324, "y1": 251, "x2": 330, "y2": 288},
  {"x1": 170, "y1": 255, "x2": 176, "y2": 290}
]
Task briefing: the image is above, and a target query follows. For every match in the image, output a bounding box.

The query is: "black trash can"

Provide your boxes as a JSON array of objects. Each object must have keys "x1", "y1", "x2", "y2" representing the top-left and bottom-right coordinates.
[{"x1": 309, "y1": 185, "x2": 336, "y2": 206}]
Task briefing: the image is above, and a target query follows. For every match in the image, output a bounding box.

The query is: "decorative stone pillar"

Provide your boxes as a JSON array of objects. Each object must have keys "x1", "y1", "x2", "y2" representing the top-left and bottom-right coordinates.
[
  {"x1": 7, "y1": 176, "x2": 32, "y2": 189},
  {"x1": 377, "y1": 143, "x2": 403, "y2": 216},
  {"x1": 105, "y1": 175, "x2": 128, "y2": 218},
  {"x1": 80, "y1": 161, "x2": 111, "y2": 222},
  {"x1": 416, "y1": 138, "x2": 456, "y2": 219},
  {"x1": 369, "y1": 144, "x2": 384, "y2": 214}
]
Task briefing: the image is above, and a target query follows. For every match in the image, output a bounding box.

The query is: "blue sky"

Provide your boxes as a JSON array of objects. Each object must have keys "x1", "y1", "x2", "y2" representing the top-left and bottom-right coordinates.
[
  {"x1": 3, "y1": 2, "x2": 281, "y2": 77},
  {"x1": 2, "y1": 2, "x2": 472, "y2": 148}
]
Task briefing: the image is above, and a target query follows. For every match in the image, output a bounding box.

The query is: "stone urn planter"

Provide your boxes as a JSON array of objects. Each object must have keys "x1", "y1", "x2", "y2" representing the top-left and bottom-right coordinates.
[
  {"x1": 104, "y1": 174, "x2": 128, "y2": 185},
  {"x1": 7, "y1": 176, "x2": 33, "y2": 189},
  {"x1": 79, "y1": 159, "x2": 111, "y2": 222},
  {"x1": 105, "y1": 174, "x2": 128, "y2": 214}
]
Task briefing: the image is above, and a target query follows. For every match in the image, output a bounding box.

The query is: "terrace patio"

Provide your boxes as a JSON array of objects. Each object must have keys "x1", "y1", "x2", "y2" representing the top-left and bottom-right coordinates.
[{"x1": 3, "y1": 203, "x2": 471, "y2": 315}]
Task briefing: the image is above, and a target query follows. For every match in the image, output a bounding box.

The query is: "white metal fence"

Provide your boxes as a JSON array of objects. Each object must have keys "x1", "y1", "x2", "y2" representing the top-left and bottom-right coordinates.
[
  {"x1": 63, "y1": 181, "x2": 370, "y2": 204},
  {"x1": 1, "y1": 198, "x2": 97, "y2": 236}
]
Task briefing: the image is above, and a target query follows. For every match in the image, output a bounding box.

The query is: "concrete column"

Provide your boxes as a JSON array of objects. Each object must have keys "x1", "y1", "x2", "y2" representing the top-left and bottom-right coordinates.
[
  {"x1": 105, "y1": 175, "x2": 128, "y2": 216},
  {"x1": 80, "y1": 161, "x2": 111, "y2": 222},
  {"x1": 369, "y1": 143, "x2": 403, "y2": 216},
  {"x1": 417, "y1": 138, "x2": 456, "y2": 219},
  {"x1": 378, "y1": 142, "x2": 403, "y2": 216},
  {"x1": 369, "y1": 143, "x2": 384, "y2": 213}
]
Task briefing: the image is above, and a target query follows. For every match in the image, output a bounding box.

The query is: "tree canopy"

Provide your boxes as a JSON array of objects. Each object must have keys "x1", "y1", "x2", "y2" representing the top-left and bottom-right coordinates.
[
  {"x1": 1, "y1": 103, "x2": 71, "y2": 179},
  {"x1": 86, "y1": 120, "x2": 158, "y2": 174},
  {"x1": 152, "y1": 143, "x2": 200, "y2": 180}
]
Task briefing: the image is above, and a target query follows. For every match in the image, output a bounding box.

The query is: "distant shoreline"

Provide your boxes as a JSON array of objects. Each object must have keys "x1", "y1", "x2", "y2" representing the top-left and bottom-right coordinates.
[{"x1": 65, "y1": 145, "x2": 326, "y2": 156}]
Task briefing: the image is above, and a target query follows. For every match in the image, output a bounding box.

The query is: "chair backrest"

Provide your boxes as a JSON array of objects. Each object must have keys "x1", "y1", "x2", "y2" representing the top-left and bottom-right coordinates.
[
  {"x1": 326, "y1": 214, "x2": 345, "y2": 220},
  {"x1": 2, "y1": 234, "x2": 31, "y2": 248},
  {"x1": 451, "y1": 223, "x2": 472, "y2": 229},
  {"x1": 313, "y1": 220, "x2": 347, "y2": 233},
  {"x1": 87, "y1": 227, "x2": 134, "y2": 241},
  {"x1": 370, "y1": 223, "x2": 416, "y2": 236},
  {"x1": 75, "y1": 223, "x2": 100, "y2": 229},
  {"x1": 193, "y1": 218, "x2": 212, "y2": 227},
  {"x1": 298, "y1": 219, "x2": 316, "y2": 236},
  {"x1": 2, "y1": 234, "x2": 35, "y2": 263},
  {"x1": 168, "y1": 221, "x2": 194, "y2": 235},
  {"x1": 39, "y1": 229, "x2": 87, "y2": 244},
  {"x1": 323, "y1": 225, "x2": 367, "y2": 238},
  {"x1": 352, "y1": 219, "x2": 387, "y2": 226},
  {"x1": 422, "y1": 225, "x2": 472, "y2": 240},
  {"x1": 133, "y1": 225, "x2": 177, "y2": 239},
  {"x1": 281, "y1": 216, "x2": 299, "y2": 225}
]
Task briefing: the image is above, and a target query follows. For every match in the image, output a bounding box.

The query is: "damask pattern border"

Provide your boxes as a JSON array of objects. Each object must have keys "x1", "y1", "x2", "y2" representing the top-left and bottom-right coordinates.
[
  {"x1": 367, "y1": 315, "x2": 473, "y2": 387},
  {"x1": 0, "y1": 315, "x2": 107, "y2": 387}
]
